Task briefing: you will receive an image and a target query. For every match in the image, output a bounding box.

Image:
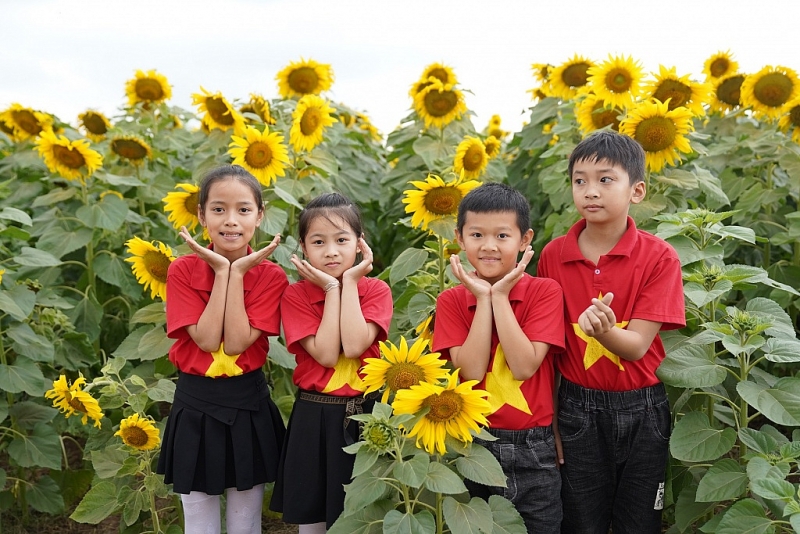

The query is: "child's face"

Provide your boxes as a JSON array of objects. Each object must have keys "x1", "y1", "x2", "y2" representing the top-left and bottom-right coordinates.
[
  {"x1": 198, "y1": 178, "x2": 263, "y2": 262},
  {"x1": 300, "y1": 215, "x2": 360, "y2": 281},
  {"x1": 455, "y1": 210, "x2": 533, "y2": 285},
  {"x1": 571, "y1": 158, "x2": 645, "y2": 225}
]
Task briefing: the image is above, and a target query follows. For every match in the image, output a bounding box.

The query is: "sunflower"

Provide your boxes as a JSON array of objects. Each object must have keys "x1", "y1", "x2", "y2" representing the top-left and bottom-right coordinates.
[
  {"x1": 0, "y1": 269, "x2": 5, "y2": 284},
  {"x1": 240, "y1": 93, "x2": 275, "y2": 125},
  {"x1": 125, "y1": 237, "x2": 175, "y2": 301},
  {"x1": 709, "y1": 73, "x2": 746, "y2": 114},
  {"x1": 192, "y1": 87, "x2": 246, "y2": 135},
  {"x1": 549, "y1": 55, "x2": 595, "y2": 101},
  {"x1": 741, "y1": 65, "x2": 800, "y2": 121},
  {"x1": 484, "y1": 136, "x2": 501, "y2": 159},
  {"x1": 45, "y1": 375, "x2": 103, "y2": 428},
  {"x1": 413, "y1": 79, "x2": 467, "y2": 130},
  {"x1": 527, "y1": 84, "x2": 552, "y2": 102},
  {"x1": 703, "y1": 51, "x2": 739, "y2": 80},
  {"x1": 35, "y1": 130, "x2": 103, "y2": 182},
  {"x1": 414, "y1": 313, "x2": 434, "y2": 341},
  {"x1": 587, "y1": 54, "x2": 644, "y2": 109},
  {"x1": 289, "y1": 95, "x2": 337, "y2": 153},
  {"x1": 276, "y1": 57, "x2": 334, "y2": 99},
  {"x1": 575, "y1": 93, "x2": 623, "y2": 135},
  {"x1": 402, "y1": 173, "x2": 481, "y2": 232},
  {"x1": 453, "y1": 137, "x2": 489, "y2": 179},
  {"x1": 531, "y1": 63, "x2": 553, "y2": 83},
  {"x1": 78, "y1": 110, "x2": 111, "y2": 142},
  {"x1": 115, "y1": 413, "x2": 160, "y2": 451},
  {"x1": 392, "y1": 369, "x2": 491, "y2": 455},
  {"x1": 420, "y1": 62, "x2": 459, "y2": 86},
  {"x1": 645, "y1": 65, "x2": 710, "y2": 117},
  {"x1": 485, "y1": 114, "x2": 507, "y2": 139},
  {"x1": 779, "y1": 95, "x2": 800, "y2": 143},
  {"x1": 125, "y1": 69, "x2": 171, "y2": 106},
  {"x1": 356, "y1": 113, "x2": 382, "y2": 141},
  {"x1": 163, "y1": 183, "x2": 201, "y2": 231},
  {"x1": 619, "y1": 99, "x2": 695, "y2": 173},
  {"x1": 362, "y1": 337, "x2": 449, "y2": 403},
  {"x1": 0, "y1": 103, "x2": 52, "y2": 140},
  {"x1": 229, "y1": 126, "x2": 290, "y2": 186},
  {"x1": 110, "y1": 135, "x2": 152, "y2": 165}
]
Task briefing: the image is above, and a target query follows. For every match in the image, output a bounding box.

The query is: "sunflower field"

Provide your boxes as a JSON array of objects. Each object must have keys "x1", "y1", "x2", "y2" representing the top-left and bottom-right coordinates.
[{"x1": 1, "y1": 53, "x2": 800, "y2": 533}]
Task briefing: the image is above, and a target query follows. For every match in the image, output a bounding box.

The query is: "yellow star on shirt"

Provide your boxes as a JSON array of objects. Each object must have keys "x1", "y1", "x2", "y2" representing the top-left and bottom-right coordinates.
[
  {"x1": 205, "y1": 342, "x2": 244, "y2": 378},
  {"x1": 483, "y1": 345, "x2": 532, "y2": 415},
  {"x1": 322, "y1": 353, "x2": 365, "y2": 393},
  {"x1": 573, "y1": 321, "x2": 629, "y2": 371}
]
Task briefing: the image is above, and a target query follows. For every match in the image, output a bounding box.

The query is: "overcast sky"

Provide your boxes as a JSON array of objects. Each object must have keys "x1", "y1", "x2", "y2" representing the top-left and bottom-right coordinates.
[{"x1": 2, "y1": 0, "x2": 797, "y2": 136}]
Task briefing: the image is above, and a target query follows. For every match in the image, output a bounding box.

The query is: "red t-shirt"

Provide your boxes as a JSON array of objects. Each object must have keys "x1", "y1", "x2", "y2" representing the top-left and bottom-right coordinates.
[
  {"x1": 282, "y1": 277, "x2": 393, "y2": 396},
  {"x1": 165, "y1": 250, "x2": 288, "y2": 377},
  {"x1": 537, "y1": 216, "x2": 685, "y2": 391},
  {"x1": 433, "y1": 274, "x2": 565, "y2": 429}
]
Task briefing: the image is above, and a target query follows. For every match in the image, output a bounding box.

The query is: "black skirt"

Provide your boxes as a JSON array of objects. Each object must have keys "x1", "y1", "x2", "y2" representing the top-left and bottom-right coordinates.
[
  {"x1": 269, "y1": 390, "x2": 375, "y2": 528},
  {"x1": 156, "y1": 370, "x2": 285, "y2": 495}
]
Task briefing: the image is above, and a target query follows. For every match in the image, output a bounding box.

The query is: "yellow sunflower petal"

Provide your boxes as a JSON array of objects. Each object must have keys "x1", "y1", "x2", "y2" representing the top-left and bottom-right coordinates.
[
  {"x1": 191, "y1": 87, "x2": 246, "y2": 135},
  {"x1": 163, "y1": 183, "x2": 201, "y2": 231},
  {"x1": 778, "y1": 95, "x2": 800, "y2": 144},
  {"x1": 35, "y1": 130, "x2": 103, "y2": 183},
  {"x1": 453, "y1": 137, "x2": 488, "y2": 180},
  {"x1": 125, "y1": 69, "x2": 172, "y2": 106},
  {"x1": 78, "y1": 110, "x2": 111, "y2": 142},
  {"x1": 289, "y1": 95, "x2": 337, "y2": 153},
  {"x1": 401, "y1": 173, "x2": 481, "y2": 232},
  {"x1": 644, "y1": 65, "x2": 711, "y2": 117},
  {"x1": 229, "y1": 126, "x2": 290, "y2": 186},
  {"x1": 413, "y1": 79, "x2": 467, "y2": 130},
  {"x1": 703, "y1": 50, "x2": 739, "y2": 81},
  {"x1": 549, "y1": 55, "x2": 595, "y2": 101},
  {"x1": 115, "y1": 413, "x2": 161, "y2": 450},
  {"x1": 276, "y1": 58, "x2": 334, "y2": 99},
  {"x1": 740, "y1": 65, "x2": 800, "y2": 121},
  {"x1": 0, "y1": 103, "x2": 53, "y2": 140},
  {"x1": 110, "y1": 135, "x2": 152, "y2": 165},
  {"x1": 125, "y1": 237, "x2": 175, "y2": 301},
  {"x1": 586, "y1": 54, "x2": 644, "y2": 110},
  {"x1": 619, "y1": 99, "x2": 695, "y2": 173}
]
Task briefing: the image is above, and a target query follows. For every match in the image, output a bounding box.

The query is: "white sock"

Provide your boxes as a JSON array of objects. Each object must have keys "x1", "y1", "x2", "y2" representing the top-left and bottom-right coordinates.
[
  {"x1": 225, "y1": 484, "x2": 264, "y2": 534},
  {"x1": 299, "y1": 521, "x2": 327, "y2": 534},
  {"x1": 181, "y1": 491, "x2": 221, "y2": 534}
]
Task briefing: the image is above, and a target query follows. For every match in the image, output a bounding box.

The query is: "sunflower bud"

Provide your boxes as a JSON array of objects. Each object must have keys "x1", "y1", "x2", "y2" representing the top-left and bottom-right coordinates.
[{"x1": 361, "y1": 419, "x2": 398, "y2": 453}]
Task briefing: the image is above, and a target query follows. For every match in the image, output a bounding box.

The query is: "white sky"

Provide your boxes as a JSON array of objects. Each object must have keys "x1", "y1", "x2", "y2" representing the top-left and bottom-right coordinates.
[{"x1": 2, "y1": 0, "x2": 798, "y2": 137}]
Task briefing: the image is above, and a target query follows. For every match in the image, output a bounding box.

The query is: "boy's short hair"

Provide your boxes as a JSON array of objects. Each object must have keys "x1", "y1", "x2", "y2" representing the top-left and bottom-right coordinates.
[
  {"x1": 568, "y1": 130, "x2": 646, "y2": 185},
  {"x1": 456, "y1": 182, "x2": 530, "y2": 235}
]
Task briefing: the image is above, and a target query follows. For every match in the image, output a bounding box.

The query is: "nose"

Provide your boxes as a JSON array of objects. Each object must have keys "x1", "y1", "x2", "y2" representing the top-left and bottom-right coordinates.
[
  {"x1": 324, "y1": 244, "x2": 339, "y2": 257},
  {"x1": 585, "y1": 185, "x2": 599, "y2": 199},
  {"x1": 482, "y1": 238, "x2": 498, "y2": 251}
]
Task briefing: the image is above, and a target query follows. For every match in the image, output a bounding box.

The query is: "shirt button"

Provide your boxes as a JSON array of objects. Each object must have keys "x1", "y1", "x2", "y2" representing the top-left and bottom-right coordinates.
[{"x1": 595, "y1": 269, "x2": 600, "y2": 275}]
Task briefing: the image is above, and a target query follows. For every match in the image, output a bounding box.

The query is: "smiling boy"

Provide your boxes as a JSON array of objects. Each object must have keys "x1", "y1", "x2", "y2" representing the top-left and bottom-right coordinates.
[
  {"x1": 537, "y1": 130, "x2": 685, "y2": 533},
  {"x1": 433, "y1": 183, "x2": 565, "y2": 533}
]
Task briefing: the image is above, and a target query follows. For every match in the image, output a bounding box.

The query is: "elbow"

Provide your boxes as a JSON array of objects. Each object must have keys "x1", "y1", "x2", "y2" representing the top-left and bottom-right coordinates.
[
  {"x1": 511, "y1": 368, "x2": 536, "y2": 381},
  {"x1": 223, "y1": 342, "x2": 245, "y2": 356},
  {"x1": 197, "y1": 340, "x2": 221, "y2": 353},
  {"x1": 342, "y1": 343, "x2": 367, "y2": 360},
  {"x1": 319, "y1": 351, "x2": 342, "y2": 368}
]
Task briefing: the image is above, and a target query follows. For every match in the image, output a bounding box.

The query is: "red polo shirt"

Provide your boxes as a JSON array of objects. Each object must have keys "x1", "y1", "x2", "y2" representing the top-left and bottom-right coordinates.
[
  {"x1": 433, "y1": 274, "x2": 565, "y2": 429},
  {"x1": 281, "y1": 277, "x2": 392, "y2": 396},
  {"x1": 537, "y1": 216, "x2": 685, "y2": 391}
]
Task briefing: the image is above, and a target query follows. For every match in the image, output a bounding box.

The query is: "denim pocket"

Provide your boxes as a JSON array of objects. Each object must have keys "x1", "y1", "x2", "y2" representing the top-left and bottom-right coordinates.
[
  {"x1": 527, "y1": 433, "x2": 557, "y2": 469},
  {"x1": 557, "y1": 401, "x2": 590, "y2": 442},
  {"x1": 647, "y1": 401, "x2": 671, "y2": 442}
]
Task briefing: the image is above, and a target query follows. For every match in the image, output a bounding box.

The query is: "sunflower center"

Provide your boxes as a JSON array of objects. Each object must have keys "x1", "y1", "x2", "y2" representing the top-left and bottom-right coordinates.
[
  {"x1": 428, "y1": 68, "x2": 449, "y2": 84},
  {"x1": 424, "y1": 390, "x2": 463, "y2": 423},
  {"x1": 463, "y1": 144, "x2": 486, "y2": 172},
  {"x1": 300, "y1": 108, "x2": 322, "y2": 135},
  {"x1": 717, "y1": 75, "x2": 744, "y2": 107},
  {"x1": 753, "y1": 72, "x2": 794, "y2": 108},
  {"x1": 562, "y1": 62, "x2": 591, "y2": 88},
  {"x1": 605, "y1": 69, "x2": 632, "y2": 93},
  {"x1": 288, "y1": 67, "x2": 320, "y2": 94},
  {"x1": 52, "y1": 144, "x2": 87, "y2": 169},
  {"x1": 653, "y1": 80, "x2": 692, "y2": 109},
  {"x1": 206, "y1": 97, "x2": 235, "y2": 126},
  {"x1": 135, "y1": 78, "x2": 165, "y2": 101},
  {"x1": 82, "y1": 113, "x2": 108, "y2": 135},
  {"x1": 68, "y1": 397, "x2": 88, "y2": 414},
  {"x1": 424, "y1": 186, "x2": 462, "y2": 216},
  {"x1": 143, "y1": 250, "x2": 171, "y2": 283},
  {"x1": 121, "y1": 426, "x2": 150, "y2": 447},
  {"x1": 634, "y1": 116, "x2": 677, "y2": 153},
  {"x1": 13, "y1": 109, "x2": 43, "y2": 136},
  {"x1": 710, "y1": 58, "x2": 730, "y2": 78},
  {"x1": 790, "y1": 105, "x2": 800, "y2": 128},
  {"x1": 423, "y1": 90, "x2": 458, "y2": 118},
  {"x1": 245, "y1": 141, "x2": 274, "y2": 169},
  {"x1": 183, "y1": 191, "x2": 199, "y2": 214},
  {"x1": 112, "y1": 139, "x2": 148, "y2": 160},
  {"x1": 385, "y1": 363, "x2": 425, "y2": 392},
  {"x1": 592, "y1": 102, "x2": 621, "y2": 131}
]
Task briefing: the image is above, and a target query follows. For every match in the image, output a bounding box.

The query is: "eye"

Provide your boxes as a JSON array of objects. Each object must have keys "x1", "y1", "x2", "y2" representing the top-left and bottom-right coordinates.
[
  {"x1": 600, "y1": 176, "x2": 613, "y2": 183},
  {"x1": 311, "y1": 239, "x2": 324, "y2": 246},
  {"x1": 337, "y1": 237, "x2": 349, "y2": 244},
  {"x1": 239, "y1": 207, "x2": 252, "y2": 213},
  {"x1": 498, "y1": 233, "x2": 509, "y2": 239},
  {"x1": 211, "y1": 207, "x2": 224, "y2": 213},
  {"x1": 573, "y1": 178, "x2": 585, "y2": 185},
  {"x1": 470, "y1": 232, "x2": 482, "y2": 238}
]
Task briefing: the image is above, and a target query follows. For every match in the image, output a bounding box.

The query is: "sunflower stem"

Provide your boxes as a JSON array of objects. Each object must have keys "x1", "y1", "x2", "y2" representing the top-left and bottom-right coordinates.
[
  {"x1": 143, "y1": 453, "x2": 162, "y2": 533},
  {"x1": 0, "y1": 336, "x2": 14, "y2": 408},
  {"x1": 435, "y1": 487, "x2": 444, "y2": 534},
  {"x1": 438, "y1": 235, "x2": 446, "y2": 295}
]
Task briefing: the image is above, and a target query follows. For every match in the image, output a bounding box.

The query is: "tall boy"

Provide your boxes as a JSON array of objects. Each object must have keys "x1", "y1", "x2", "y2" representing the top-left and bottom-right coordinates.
[
  {"x1": 538, "y1": 130, "x2": 685, "y2": 533},
  {"x1": 433, "y1": 183, "x2": 565, "y2": 533}
]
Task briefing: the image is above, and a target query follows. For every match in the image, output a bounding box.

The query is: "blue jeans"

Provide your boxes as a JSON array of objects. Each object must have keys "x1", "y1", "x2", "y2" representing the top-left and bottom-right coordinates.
[
  {"x1": 558, "y1": 379, "x2": 670, "y2": 534},
  {"x1": 469, "y1": 426, "x2": 562, "y2": 534}
]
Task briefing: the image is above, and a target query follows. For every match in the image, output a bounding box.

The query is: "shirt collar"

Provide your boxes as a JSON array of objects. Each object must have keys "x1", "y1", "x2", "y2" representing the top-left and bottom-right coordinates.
[{"x1": 559, "y1": 216, "x2": 638, "y2": 263}]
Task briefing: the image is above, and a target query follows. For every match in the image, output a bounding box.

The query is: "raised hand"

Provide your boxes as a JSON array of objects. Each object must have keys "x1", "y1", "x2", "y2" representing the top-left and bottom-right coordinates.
[
  {"x1": 450, "y1": 253, "x2": 492, "y2": 299},
  {"x1": 290, "y1": 254, "x2": 339, "y2": 289},
  {"x1": 179, "y1": 226, "x2": 230, "y2": 273},
  {"x1": 231, "y1": 234, "x2": 281, "y2": 275},
  {"x1": 577, "y1": 292, "x2": 616, "y2": 337},
  {"x1": 343, "y1": 237, "x2": 374, "y2": 283},
  {"x1": 493, "y1": 246, "x2": 534, "y2": 297}
]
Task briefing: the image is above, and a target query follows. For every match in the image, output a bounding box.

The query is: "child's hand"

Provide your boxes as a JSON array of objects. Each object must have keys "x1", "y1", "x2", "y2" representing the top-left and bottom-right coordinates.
[
  {"x1": 493, "y1": 246, "x2": 534, "y2": 297},
  {"x1": 179, "y1": 226, "x2": 230, "y2": 273},
  {"x1": 343, "y1": 237, "x2": 373, "y2": 283},
  {"x1": 290, "y1": 254, "x2": 339, "y2": 290},
  {"x1": 577, "y1": 292, "x2": 616, "y2": 337},
  {"x1": 231, "y1": 234, "x2": 281, "y2": 276},
  {"x1": 450, "y1": 254, "x2": 491, "y2": 299}
]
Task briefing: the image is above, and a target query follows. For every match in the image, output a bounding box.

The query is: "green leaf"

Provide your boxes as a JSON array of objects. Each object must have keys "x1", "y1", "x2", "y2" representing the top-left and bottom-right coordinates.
[
  {"x1": 305, "y1": 149, "x2": 339, "y2": 177},
  {"x1": 791, "y1": 513, "x2": 800, "y2": 534},
  {"x1": 260, "y1": 205, "x2": 289, "y2": 236},
  {"x1": 763, "y1": 338, "x2": 800, "y2": 363},
  {"x1": 747, "y1": 457, "x2": 789, "y2": 484},
  {"x1": 751, "y1": 476, "x2": 795, "y2": 501},
  {"x1": 0, "y1": 356, "x2": 47, "y2": 395},
  {"x1": 49, "y1": 468, "x2": 94, "y2": 508},
  {"x1": 6, "y1": 322, "x2": 54, "y2": 363},
  {"x1": 31, "y1": 187, "x2": 77, "y2": 207},
  {"x1": 487, "y1": 495, "x2": 527, "y2": 534},
  {"x1": 0, "y1": 285, "x2": 37, "y2": 320},
  {"x1": 343, "y1": 476, "x2": 390, "y2": 515},
  {"x1": 0, "y1": 399, "x2": 7, "y2": 425},
  {"x1": 423, "y1": 461, "x2": 467, "y2": 495},
  {"x1": 76, "y1": 194, "x2": 128, "y2": 231},
  {"x1": 455, "y1": 442, "x2": 507, "y2": 487},
  {"x1": 329, "y1": 500, "x2": 394, "y2": 534},
  {"x1": 67, "y1": 292, "x2": 103, "y2": 342},
  {"x1": 26, "y1": 475, "x2": 64, "y2": 514},
  {"x1": 352, "y1": 447, "x2": 380, "y2": 477},
  {"x1": 442, "y1": 496, "x2": 492, "y2": 534},
  {"x1": 412, "y1": 135, "x2": 450, "y2": 169},
  {"x1": 738, "y1": 378, "x2": 800, "y2": 426},
  {"x1": 272, "y1": 182, "x2": 304, "y2": 209},
  {"x1": 137, "y1": 326, "x2": 175, "y2": 360},
  {"x1": 393, "y1": 453, "x2": 429, "y2": 489},
  {"x1": 14, "y1": 246, "x2": 61, "y2": 267},
  {"x1": 91, "y1": 447, "x2": 128, "y2": 479},
  {"x1": 146, "y1": 378, "x2": 175, "y2": 403},
  {"x1": 94, "y1": 253, "x2": 138, "y2": 293},
  {"x1": 123, "y1": 489, "x2": 148, "y2": 526},
  {"x1": 268, "y1": 337, "x2": 296, "y2": 369},
  {"x1": 382, "y1": 509, "x2": 435, "y2": 534},
  {"x1": 35, "y1": 226, "x2": 94, "y2": 259},
  {"x1": 113, "y1": 326, "x2": 147, "y2": 360},
  {"x1": 696, "y1": 459, "x2": 747, "y2": 502},
  {"x1": 389, "y1": 248, "x2": 429, "y2": 287},
  {"x1": 716, "y1": 498, "x2": 775, "y2": 534},
  {"x1": 70, "y1": 481, "x2": 120, "y2": 524},
  {"x1": 657, "y1": 344, "x2": 726, "y2": 388},
  {"x1": 130, "y1": 302, "x2": 167, "y2": 325},
  {"x1": 0, "y1": 206, "x2": 32, "y2": 226},
  {"x1": 9, "y1": 401, "x2": 57, "y2": 429},
  {"x1": 670, "y1": 411, "x2": 736, "y2": 462},
  {"x1": 0, "y1": 468, "x2": 5, "y2": 490},
  {"x1": 675, "y1": 481, "x2": 716, "y2": 532},
  {"x1": 738, "y1": 428, "x2": 779, "y2": 455},
  {"x1": 7, "y1": 423, "x2": 63, "y2": 470}
]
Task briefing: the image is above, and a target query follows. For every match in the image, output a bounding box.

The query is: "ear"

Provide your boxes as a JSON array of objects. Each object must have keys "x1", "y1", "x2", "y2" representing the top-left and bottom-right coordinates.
[
  {"x1": 630, "y1": 181, "x2": 646, "y2": 205},
  {"x1": 256, "y1": 208, "x2": 264, "y2": 227},
  {"x1": 454, "y1": 229, "x2": 465, "y2": 249},
  {"x1": 357, "y1": 232, "x2": 365, "y2": 253},
  {"x1": 197, "y1": 206, "x2": 206, "y2": 227},
  {"x1": 520, "y1": 228, "x2": 534, "y2": 250}
]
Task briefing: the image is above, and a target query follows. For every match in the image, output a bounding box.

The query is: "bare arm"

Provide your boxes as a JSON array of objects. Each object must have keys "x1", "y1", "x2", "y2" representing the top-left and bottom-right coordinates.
[
  {"x1": 578, "y1": 293, "x2": 662, "y2": 361},
  {"x1": 340, "y1": 238, "x2": 379, "y2": 358},
  {"x1": 448, "y1": 254, "x2": 493, "y2": 381},
  {"x1": 292, "y1": 254, "x2": 342, "y2": 368}
]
